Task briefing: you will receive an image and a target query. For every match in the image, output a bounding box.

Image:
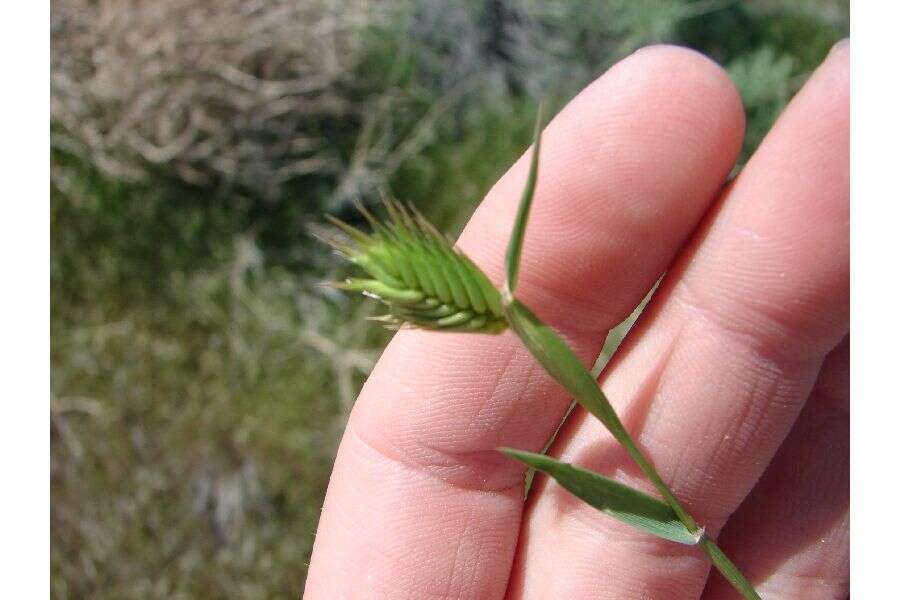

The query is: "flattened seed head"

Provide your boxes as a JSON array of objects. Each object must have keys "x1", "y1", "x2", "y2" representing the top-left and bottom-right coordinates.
[{"x1": 321, "y1": 200, "x2": 507, "y2": 334}]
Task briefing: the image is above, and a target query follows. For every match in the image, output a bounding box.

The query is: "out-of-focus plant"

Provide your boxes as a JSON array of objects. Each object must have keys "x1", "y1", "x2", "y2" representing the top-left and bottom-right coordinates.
[
  {"x1": 52, "y1": 0, "x2": 370, "y2": 199},
  {"x1": 51, "y1": 232, "x2": 384, "y2": 598}
]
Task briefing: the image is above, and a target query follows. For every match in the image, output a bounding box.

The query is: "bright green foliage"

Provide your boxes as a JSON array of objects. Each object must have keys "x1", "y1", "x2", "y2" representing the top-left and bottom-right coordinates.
[
  {"x1": 500, "y1": 448, "x2": 697, "y2": 545},
  {"x1": 505, "y1": 103, "x2": 543, "y2": 295},
  {"x1": 324, "y1": 201, "x2": 507, "y2": 334},
  {"x1": 500, "y1": 118, "x2": 760, "y2": 598}
]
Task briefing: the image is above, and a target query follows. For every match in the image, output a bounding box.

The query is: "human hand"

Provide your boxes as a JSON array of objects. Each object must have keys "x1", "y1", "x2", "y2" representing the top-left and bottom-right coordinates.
[{"x1": 304, "y1": 43, "x2": 849, "y2": 599}]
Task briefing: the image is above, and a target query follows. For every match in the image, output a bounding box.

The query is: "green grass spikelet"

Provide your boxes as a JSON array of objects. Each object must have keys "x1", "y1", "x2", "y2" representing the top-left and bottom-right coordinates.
[{"x1": 323, "y1": 200, "x2": 507, "y2": 334}]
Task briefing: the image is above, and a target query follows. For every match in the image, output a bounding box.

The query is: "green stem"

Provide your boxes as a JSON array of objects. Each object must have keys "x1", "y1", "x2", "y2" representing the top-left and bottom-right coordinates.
[
  {"x1": 700, "y1": 536, "x2": 762, "y2": 600},
  {"x1": 606, "y1": 410, "x2": 759, "y2": 599},
  {"x1": 503, "y1": 298, "x2": 760, "y2": 600},
  {"x1": 605, "y1": 413, "x2": 700, "y2": 533}
]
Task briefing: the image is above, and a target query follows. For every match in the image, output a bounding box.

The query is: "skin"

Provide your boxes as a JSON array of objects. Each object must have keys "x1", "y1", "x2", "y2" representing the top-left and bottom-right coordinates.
[{"x1": 304, "y1": 42, "x2": 849, "y2": 600}]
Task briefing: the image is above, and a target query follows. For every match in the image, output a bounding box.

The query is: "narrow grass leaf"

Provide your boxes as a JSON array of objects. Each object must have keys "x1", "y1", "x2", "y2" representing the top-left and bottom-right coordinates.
[
  {"x1": 502, "y1": 298, "x2": 706, "y2": 532},
  {"x1": 504, "y1": 103, "x2": 544, "y2": 295},
  {"x1": 324, "y1": 121, "x2": 761, "y2": 600},
  {"x1": 500, "y1": 448, "x2": 698, "y2": 545},
  {"x1": 503, "y1": 299, "x2": 620, "y2": 430}
]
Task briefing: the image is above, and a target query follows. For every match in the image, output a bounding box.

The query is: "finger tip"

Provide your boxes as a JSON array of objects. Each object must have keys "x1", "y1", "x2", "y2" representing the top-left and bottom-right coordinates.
[
  {"x1": 621, "y1": 44, "x2": 746, "y2": 132},
  {"x1": 596, "y1": 44, "x2": 746, "y2": 177},
  {"x1": 463, "y1": 45, "x2": 750, "y2": 336},
  {"x1": 824, "y1": 40, "x2": 851, "y2": 115},
  {"x1": 829, "y1": 37, "x2": 850, "y2": 59},
  {"x1": 822, "y1": 37, "x2": 850, "y2": 85}
]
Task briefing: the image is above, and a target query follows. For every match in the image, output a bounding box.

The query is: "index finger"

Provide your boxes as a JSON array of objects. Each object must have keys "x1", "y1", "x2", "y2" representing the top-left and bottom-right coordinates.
[{"x1": 303, "y1": 45, "x2": 745, "y2": 599}]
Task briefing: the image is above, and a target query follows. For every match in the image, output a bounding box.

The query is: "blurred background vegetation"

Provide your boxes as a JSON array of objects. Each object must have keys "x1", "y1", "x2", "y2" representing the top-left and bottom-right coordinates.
[{"x1": 50, "y1": 1, "x2": 848, "y2": 597}]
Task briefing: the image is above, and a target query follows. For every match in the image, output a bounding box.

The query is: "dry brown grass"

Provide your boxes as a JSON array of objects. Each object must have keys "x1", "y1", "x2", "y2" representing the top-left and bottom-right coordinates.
[{"x1": 52, "y1": 0, "x2": 371, "y2": 197}]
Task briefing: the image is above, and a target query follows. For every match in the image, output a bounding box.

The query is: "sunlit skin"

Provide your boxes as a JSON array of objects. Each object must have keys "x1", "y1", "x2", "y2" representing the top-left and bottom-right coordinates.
[{"x1": 304, "y1": 43, "x2": 849, "y2": 599}]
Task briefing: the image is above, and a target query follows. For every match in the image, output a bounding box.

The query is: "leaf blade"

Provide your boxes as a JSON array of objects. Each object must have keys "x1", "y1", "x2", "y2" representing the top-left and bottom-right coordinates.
[
  {"x1": 502, "y1": 299, "x2": 619, "y2": 429},
  {"x1": 502, "y1": 298, "x2": 704, "y2": 533},
  {"x1": 500, "y1": 448, "x2": 698, "y2": 545},
  {"x1": 504, "y1": 103, "x2": 544, "y2": 295}
]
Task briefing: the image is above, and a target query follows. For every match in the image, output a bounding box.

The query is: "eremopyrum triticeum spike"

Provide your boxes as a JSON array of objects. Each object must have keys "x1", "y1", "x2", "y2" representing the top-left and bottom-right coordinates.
[{"x1": 323, "y1": 200, "x2": 507, "y2": 334}]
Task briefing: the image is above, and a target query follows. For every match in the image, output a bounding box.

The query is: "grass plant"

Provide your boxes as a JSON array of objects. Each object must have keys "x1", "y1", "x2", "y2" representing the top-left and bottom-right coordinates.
[
  {"x1": 51, "y1": 3, "x2": 847, "y2": 594},
  {"x1": 325, "y1": 111, "x2": 761, "y2": 599}
]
